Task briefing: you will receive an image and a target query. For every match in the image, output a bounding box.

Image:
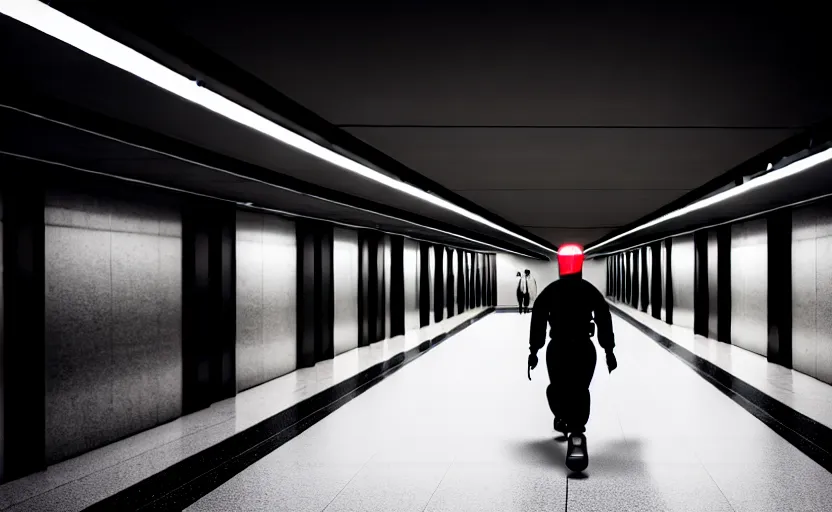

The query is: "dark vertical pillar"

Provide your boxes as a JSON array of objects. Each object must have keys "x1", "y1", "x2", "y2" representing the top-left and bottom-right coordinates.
[
  {"x1": 296, "y1": 222, "x2": 334, "y2": 366},
  {"x1": 390, "y1": 236, "x2": 405, "y2": 337},
  {"x1": 717, "y1": 226, "x2": 732, "y2": 343},
  {"x1": 640, "y1": 247, "x2": 649, "y2": 312},
  {"x1": 183, "y1": 204, "x2": 237, "y2": 414},
  {"x1": 617, "y1": 253, "x2": 623, "y2": 301},
  {"x1": 434, "y1": 245, "x2": 445, "y2": 323},
  {"x1": 419, "y1": 242, "x2": 431, "y2": 327},
  {"x1": 476, "y1": 254, "x2": 482, "y2": 307},
  {"x1": 296, "y1": 223, "x2": 317, "y2": 368},
  {"x1": 651, "y1": 242, "x2": 662, "y2": 319},
  {"x1": 694, "y1": 231, "x2": 709, "y2": 337},
  {"x1": 492, "y1": 254, "x2": 497, "y2": 306},
  {"x1": 768, "y1": 210, "x2": 793, "y2": 368},
  {"x1": 665, "y1": 238, "x2": 674, "y2": 325},
  {"x1": 468, "y1": 253, "x2": 475, "y2": 309},
  {"x1": 446, "y1": 248, "x2": 455, "y2": 319},
  {"x1": 3, "y1": 178, "x2": 46, "y2": 480},
  {"x1": 457, "y1": 250, "x2": 465, "y2": 313},
  {"x1": 604, "y1": 256, "x2": 612, "y2": 297},
  {"x1": 316, "y1": 225, "x2": 334, "y2": 362},
  {"x1": 374, "y1": 238, "x2": 385, "y2": 342},
  {"x1": 631, "y1": 250, "x2": 640, "y2": 308},
  {"x1": 211, "y1": 207, "x2": 236, "y2": 401},
  {"x1": 358, "y1": 233, "x2": 371, "y2": 347}
]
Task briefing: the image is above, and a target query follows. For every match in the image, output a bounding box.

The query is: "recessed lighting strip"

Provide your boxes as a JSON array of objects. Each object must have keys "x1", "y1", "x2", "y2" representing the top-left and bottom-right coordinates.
[
  {"x1": 0, "y1": 0, "x2": 556, "y2": 254},
  {"x1": 586, "y1": 147, "x2": 832, "y2": 254}
]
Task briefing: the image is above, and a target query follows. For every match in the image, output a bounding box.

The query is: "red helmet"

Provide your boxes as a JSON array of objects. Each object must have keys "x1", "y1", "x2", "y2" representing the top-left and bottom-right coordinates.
[{"x1": 557, "y1": 243, "x2": 584, "y2": 276}]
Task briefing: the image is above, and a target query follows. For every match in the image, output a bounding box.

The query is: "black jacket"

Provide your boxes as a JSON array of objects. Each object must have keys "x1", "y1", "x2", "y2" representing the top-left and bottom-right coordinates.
[{"x1": 529, "y1": 274, "x2": 615, "y2": 356}]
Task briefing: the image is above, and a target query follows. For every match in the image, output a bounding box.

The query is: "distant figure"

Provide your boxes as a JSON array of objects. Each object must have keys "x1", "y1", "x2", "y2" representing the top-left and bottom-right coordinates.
[
  {"x1": 527, "y1": 243, "x2": 617, "y2": 473},
  {"x1": 516, "y1": 269, "x2": 537, "y2": 314}
]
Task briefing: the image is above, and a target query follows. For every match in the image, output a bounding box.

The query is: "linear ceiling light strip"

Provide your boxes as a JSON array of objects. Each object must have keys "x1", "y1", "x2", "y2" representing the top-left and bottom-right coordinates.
[
  {"x1": 586, "y1": 147, "x2": 832, "y2": 254},
  {"x1": 0, "y1": 148, "x2": 536, "y2": 258},
  {"x1": 0, "y1": 0, "x2": 555, "y2": 254}
]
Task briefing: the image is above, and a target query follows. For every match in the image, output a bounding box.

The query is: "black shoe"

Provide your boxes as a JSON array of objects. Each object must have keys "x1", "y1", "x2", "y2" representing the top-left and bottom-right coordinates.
[
  {"x1": 553, "y1": 417, "x2": 569, "y2": 435},
  {"x1": 566, "y1": 433, "x2": 588, "y2": 472}
]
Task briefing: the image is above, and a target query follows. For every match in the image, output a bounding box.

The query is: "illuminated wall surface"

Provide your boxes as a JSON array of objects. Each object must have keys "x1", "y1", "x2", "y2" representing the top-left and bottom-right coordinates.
[
  {"x1": 44, "y1": 190, "x2": 183, "y2": 463},
  {"x1": 792, "y1": 201, "x2": 832, "y2": 384},
  {"x1": 731, "y1": 219, "x2": 768, "y2": 357},
  {"x1": 333, "y1": 228, "x2": 359, "y2": 356},
  {"x1": 672, "y1": 234, "x2": 695, "y2": 330},
  {"x1": 236, "y1": 212, "x2": 297, "y2": 392}
]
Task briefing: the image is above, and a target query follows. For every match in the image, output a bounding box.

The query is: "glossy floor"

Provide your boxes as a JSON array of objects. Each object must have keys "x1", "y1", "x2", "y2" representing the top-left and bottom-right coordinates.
[
  {"x1": 187, "y1": 313, "x2": 832, "y2": 512},
  {"x1": 612, "y1": 300, "x2": 832, "y2": 430},
  {"x1": 0, "y1": 309, "x2": 487, "y2": 512}
]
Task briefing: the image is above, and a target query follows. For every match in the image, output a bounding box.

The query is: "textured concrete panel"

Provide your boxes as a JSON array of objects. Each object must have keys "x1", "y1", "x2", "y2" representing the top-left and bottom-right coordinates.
[
  {"x1": 261, "y1": 216, "x2": 297, "y2": 380},
  {"x1": 111, "y1": 232, "x2": 168, "y2": 441},
  {"x1": 790, "y1": 201, "x2": 832, "y2": 384},
  {"x1": 403, "y1": 239, "x2": 419, "y2": 332},
  {"x1": 816, "y1": 236, "x2": 832, "y2": 384},
  {"x1": 333, "y1": 228, "x2": 359, "y2": 356},
  {"x1": 45, "y1": 226, "x2": 112, "y2": 463},
  {"x1": 236, "y1": 212, "x2": 297, "y2": 391},
  {"x1": 672, "y1": 235, "x2": 695, "y2": 329},
  {"x1": 792, "y1": 238, "x2": 817, "y2": 377},
  {"x1": 44, "y1": 193, "x2": 183, "y2": 463},
  {"x1": 731, "y1": 219, "x2": 768, "y2": 356},
  {"x1": 235, "y1": 236, "x2": 264, "y2": 390},
  {"x1": 707, "y1": 232, "x2": 719, "y2": 339}
]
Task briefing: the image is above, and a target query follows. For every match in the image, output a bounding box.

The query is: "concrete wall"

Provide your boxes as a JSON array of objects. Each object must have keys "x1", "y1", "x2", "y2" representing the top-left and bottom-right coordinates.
[
  {"x1": 235, "y1": 212, "x2": 297, "y2": 391},
  {"x1": 403, "y1": 238, "x2": 420, "y2": 332},
  {"x1": 707, "y1": 232, "x2": 719, "y2": 339},
  {"x1": 496, "y1": 252, "x2": 558, "y2": 307},
  {"x1": 792, "y1": 202, "x2": 832, "y2": 384},
  {"x1": 44, "y1": 191, "x2": 182, "y2": 463},
  {"x1": 333, "y1": 228, "x2": 359, "y2": 356},
  {"x1": 671, "y1": 234, "x2": 695, "y2": 329},
  {"x1": 731, "y1": 219, "x2": 768, "y2": 356}
]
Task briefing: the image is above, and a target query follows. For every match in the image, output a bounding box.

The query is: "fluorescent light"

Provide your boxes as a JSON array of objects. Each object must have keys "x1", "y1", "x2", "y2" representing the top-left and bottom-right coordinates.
[
  {"x1": 586, "y1": 147, "x2": 832, "y2": 253},
  {"x1": 0, "y1": 0, "x2": 555, "y2": 254}
]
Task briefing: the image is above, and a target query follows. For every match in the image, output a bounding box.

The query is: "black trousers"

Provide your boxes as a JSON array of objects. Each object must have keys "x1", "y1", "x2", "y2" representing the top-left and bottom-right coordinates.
[
  {"x1": 545, "y1": 337, "x2": 597, "y2": 433},
  {"x1": 517, "y1": 290, "x2": 530, "y2": 313}
]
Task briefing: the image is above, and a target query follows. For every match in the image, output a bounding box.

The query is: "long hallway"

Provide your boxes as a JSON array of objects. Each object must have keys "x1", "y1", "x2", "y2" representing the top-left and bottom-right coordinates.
[{"x1": 185, "y1": 312, "x2": 832, "y2": 512}]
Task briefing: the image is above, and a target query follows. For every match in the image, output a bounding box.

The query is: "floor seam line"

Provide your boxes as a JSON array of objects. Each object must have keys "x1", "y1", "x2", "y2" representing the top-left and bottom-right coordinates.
[
  {"x1": 695, "y1": 451, "x2": 737, "y2": 512},
  {"x1": 320, "y1": 451, "x2": 379, "y2": 512},
  {"x1": 421, "y1": 456, "x2": 456, "y2": 512}
]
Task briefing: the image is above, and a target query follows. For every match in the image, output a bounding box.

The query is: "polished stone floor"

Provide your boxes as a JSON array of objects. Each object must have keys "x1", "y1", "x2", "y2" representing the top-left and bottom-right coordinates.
[{"x1": 186, "y1": 313, "x2": 832, "y2": 512}]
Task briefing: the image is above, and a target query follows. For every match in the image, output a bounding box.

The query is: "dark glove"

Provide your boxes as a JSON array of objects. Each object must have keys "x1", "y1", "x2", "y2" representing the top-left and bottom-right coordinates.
[
  {"x1": 528, "y1": 353, "x2": 539, "y2": 370},
  {"x1": 606, "y1": 351, "x2": 618, "y2": 373}
]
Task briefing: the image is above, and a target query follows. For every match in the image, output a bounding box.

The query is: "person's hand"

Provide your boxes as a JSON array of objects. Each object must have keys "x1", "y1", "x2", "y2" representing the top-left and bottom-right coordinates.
[
  {"x1": 528, "y1": 353, "x2": 539, "y2": 370},
  {"x1": 606, "y1": 351, "x2": 618, "y2": 373}
]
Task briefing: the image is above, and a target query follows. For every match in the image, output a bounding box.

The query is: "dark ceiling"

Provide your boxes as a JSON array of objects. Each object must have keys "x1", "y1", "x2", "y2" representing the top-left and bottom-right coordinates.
[{"x1": 3, "y1": 1, "x2": 832, "y2": 250}]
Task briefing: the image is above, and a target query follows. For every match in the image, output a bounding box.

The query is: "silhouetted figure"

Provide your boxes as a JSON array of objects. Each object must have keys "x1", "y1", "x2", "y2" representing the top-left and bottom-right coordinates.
[
  {"x1": 516, "y1": 269, "x2": 537, "y2": 314},
  {"x1": 527, "y1": 244, "x2": 617, "y2": 472}
]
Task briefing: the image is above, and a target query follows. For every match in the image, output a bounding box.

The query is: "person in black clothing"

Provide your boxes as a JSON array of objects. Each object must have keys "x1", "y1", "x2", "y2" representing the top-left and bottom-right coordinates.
[
  {"x1": 516, "y1": 269, "x2": 537, "y2": 314},
  {"x1": 527, "y1": 243, "x2": 617, "y2": 472}
]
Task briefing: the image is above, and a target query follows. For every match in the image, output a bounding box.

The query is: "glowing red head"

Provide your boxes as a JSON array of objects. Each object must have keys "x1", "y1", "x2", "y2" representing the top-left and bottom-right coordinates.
[{"x1": 557, "y1": 243, "x2": 584, "y2": 276}]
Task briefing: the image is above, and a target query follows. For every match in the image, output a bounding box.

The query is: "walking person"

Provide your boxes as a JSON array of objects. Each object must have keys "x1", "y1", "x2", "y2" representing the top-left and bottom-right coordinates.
[
  {"x1": 527, "y1": 244, "x2": 617, "y2": 472},
  {"x1": 517, "y1": 269, "x2": 537, "y2": 314}
]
